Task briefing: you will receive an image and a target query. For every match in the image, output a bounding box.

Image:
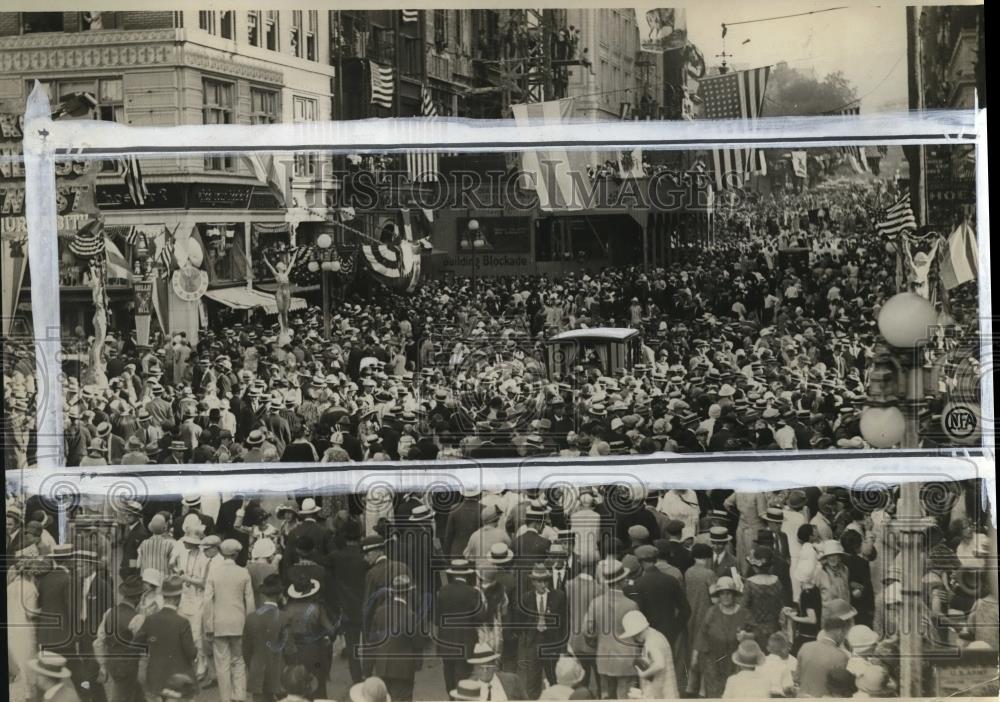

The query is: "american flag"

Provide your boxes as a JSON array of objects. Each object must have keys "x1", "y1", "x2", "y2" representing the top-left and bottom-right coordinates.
[
  {"x1": 157, "y1": 229, "x2": 175, "y2": 279},
  {"x1": 698, "y1": 66, "x2": 771, "y2": 190},
  {"x1": 370, "y1": 60, "x2": 395, "y2": 110},
  {"x1": 876, "y1": 193, "x2": 917, "y2": 237},
  {"x1": 407, "y1": 84, "x2": 439, "y2": 183},
  {"x1": 831, "y1": 104, "x2": 869, "y2": 172},
  {"x1": 118, "y1": 156, "x2": 149, "y2": 206},
  {"x1": 401, "y1": 10, "x2": 419, "y2": 23}
]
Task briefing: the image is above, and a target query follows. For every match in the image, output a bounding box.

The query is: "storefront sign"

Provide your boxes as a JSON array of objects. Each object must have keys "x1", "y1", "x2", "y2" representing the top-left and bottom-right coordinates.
[{"x1": 97, "y1": 183, "x2": 277, "y2": 210}]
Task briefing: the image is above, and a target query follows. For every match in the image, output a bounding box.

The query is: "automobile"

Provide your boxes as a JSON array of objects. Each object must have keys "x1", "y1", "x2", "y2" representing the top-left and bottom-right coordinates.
[{"x1": 544, "y1": 327, "x2": 642, "y2": 381}]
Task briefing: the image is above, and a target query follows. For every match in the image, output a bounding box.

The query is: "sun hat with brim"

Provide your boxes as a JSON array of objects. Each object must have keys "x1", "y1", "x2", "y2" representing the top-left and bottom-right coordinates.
[
  {"x1": 600, "y1": 559, "x2": 628, "y2": 584},
  {"x1": 467, "y1": 643, "x2": 500, "y2": 665},
  {"x1": 181, "y1": 494, "x2": 201, "y2": 507},
  {"x1": 819, "y1": 540, "x2": 846, "y2": 559},
  {"x1": 275, "y1": 504, "x2": 297, "y2": 519},
  {"x1": 117, "y1": 574, "x2": 145, "y2": 598},
  {"x1": 28, "y1": 651, "x2": 72, "y2": 680},
  {"x1": 732, "y1": 640, "x2": 766, "y2": 668},
  {"x1": 621, "y1": 610, "x2": 651, "y2": 639},
  {"x1": 488, "y1": 543, "x2": 514, "y2": 564},
  {"x1": 709, "y1": 526, "x2": 732, "y2": 543},
  {"x1": 181, "y1": 533, "x2": 203, "y2": 546},
  {"x1": 847, "y1": 625, "x2": 880, "y2": 651},
  {"x1": 408, "y1": 505, "x2": 435, "y2": 522},
  {"x1": 350, "y1": 680, "x2": 393, "y2": 702},
  {"x1": 450, "y1": 680, "x2": 483, "y2": 701},
  {"x1": 251, "y1": 537, "x2": 277, "y2": 560},
  {"x1": 446, "y1": 559, "x2": 476, "y2": 576},
  {"x1": 298, "y1": 498, "x2": 322, "y2": 515},
  {"x1": 161, "y1": 575, "x2": 184, "y2": 598},
  {"x1": 712, "y1": 576, "x2": 740, "y2": 595},
  {"x1": 199, "y1": 535, "x2": 221, "y2": 550},
  {"x1": 288, "y1": 578, "x2": 322, "y2": 599}
]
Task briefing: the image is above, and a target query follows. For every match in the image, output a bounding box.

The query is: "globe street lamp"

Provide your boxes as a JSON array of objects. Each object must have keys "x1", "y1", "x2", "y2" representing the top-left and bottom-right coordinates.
[
  {"x1": 462, "y1": 219, "x2": 490, "y2": 294},
  {"x1": 860, "y1": 291, "x2": 939, "y2": 698},
  {"x1": 316, "y1": 233, "x2": 334, "y2": 338}
]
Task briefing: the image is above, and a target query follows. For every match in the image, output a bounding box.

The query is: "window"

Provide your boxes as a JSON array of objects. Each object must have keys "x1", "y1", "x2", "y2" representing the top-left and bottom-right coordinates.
[
  {"x1": 433, "y1": 9, "x2": 448, "y2": 45},
  {"x1": 21, "y1": 12, "x2": 63, "y2": 34},
  {"x1": 306, "y1": 11, "x2": 318, "y2": 61},
  {"x1": 250, "y1": 88, "x2": 279, "y2": 124},
  {"x1": 203, "y1": 78, "x2": 235, "y2": 170},
  {"x1": 247, "y1": 11, "x2": 261, "y2": 47},
  {"x1": 198, "y1": 10, "x2": 216, "y2": 34},
  {"x1": 36, "y1": 77, "x2": 123, "y2": 170},
  {"x1": 400, "y1": 36, "x2": 421, "y2": 76},
  {"x1": 265, "y1": 11, "x2": 278, "y2": 51},
  {"x1": 293, "y1": 97, "x2": 318, "y2": 177},
  {"x1": 290, "y1": 11, "x2": 303, "y2": 58},
  {"x1": 369, "y1": 25, "x2": 394, "y2": 63},
  {"x1": 220, "y1": 11, "x2": 235, "y2": 39}
]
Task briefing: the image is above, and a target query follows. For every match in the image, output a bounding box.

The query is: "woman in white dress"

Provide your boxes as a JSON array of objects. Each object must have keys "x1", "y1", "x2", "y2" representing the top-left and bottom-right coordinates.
[
  {"x1": 621, "y1": 610, "x2": 678, "y2": 700},
  {"x1": 656, "y1": 489, "x2": 701, "y2": 537}
]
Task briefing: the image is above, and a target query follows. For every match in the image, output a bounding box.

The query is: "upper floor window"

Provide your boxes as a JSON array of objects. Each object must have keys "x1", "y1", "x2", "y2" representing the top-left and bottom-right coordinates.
[
  {"x1": 203, "y1": 78, "x2": 235, "y2": 171},
  {"x1": 21, "y1": 12, "x2": 63, "y2": 34},
  {"x1": 265, "y1": 11, "x2": 279, "y2": 51},
  {"x1": 250, "y1": 87, "x2": 279, "y2": 125}
]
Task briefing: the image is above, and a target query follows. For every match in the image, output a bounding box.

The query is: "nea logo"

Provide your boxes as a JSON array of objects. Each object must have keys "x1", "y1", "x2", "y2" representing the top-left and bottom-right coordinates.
[{"x1": 941, "y1": 402, "x2": 980, "y2": 444}]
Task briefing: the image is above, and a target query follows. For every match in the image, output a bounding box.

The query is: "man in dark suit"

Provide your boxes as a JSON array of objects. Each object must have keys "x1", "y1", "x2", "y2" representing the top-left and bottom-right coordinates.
[
  {"x1": 468, "y1": 643, "x2": 528, "y2": 701},
  {"x1": 517, "y1": 564, "x2": 569, "y2": 698},
  {"x1": 361, "y1": 535, "x2": 412, "y2": 655},
  {"x1": 37, "y1": 544, "x2": 75, "y2": 654},
  {"x1": 442, "y1": 490, "x2": 482, "y2": 558},
  {"x1": 513, "y1": 506, "x2": 551, "y2": 593},
  {"x1": 709, "y1": 526, "x2": 738, "y2": 578},
  {"x1": 243, "y1": 575, "x2": 287, "y2": 702},
  {"x1": 327, "y1": 520, "x2": 368, "y2": 684},
  {"x1": 634, "y1": 544, "x2": 691, "y2": 691},
  {"x1": 367, "y1": 575, "x2": 424, "y2": 702},
  {"x1": 435, "y1": 560, "x2": 483, "y2": 694},
  {"x1": 282, "y1": 498, "x2": 333, "y2": 579},
  {"x1": 133, "y1": 576, "x2": 197, "y2": 699},
  {"x1": 763, "y1": 507, "x2": 792, "y2": 561},
  {"x1": 98, "y1": 575, "x2": 144, "y2": 702},
  {"x1": 662, "y1": 519, "x2": 695, "y2": 573},
  {"x1": 73, "y1": 550, "x2": 114, "y2": 702},
  {"x1": 118, "y1": 502, "x2": 149, "y2": 578}
]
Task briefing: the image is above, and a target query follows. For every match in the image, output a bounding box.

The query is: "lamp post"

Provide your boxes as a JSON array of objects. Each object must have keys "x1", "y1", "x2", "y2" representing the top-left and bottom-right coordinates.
[
  {"x1": 461, "y1": 219, "x2": 490, "y2": 295},
  {"x1": 860, "y1": 291, "x2": 940, "y2": 698},
  {"x1": 315, "y1": 233, "x2": 337, "y2": 339}
]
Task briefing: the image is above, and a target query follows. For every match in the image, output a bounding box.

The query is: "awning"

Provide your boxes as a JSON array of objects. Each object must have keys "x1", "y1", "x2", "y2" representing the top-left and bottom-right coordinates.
[{"x1": 203, "y1": 286, "x2": 307, "y2": 315}]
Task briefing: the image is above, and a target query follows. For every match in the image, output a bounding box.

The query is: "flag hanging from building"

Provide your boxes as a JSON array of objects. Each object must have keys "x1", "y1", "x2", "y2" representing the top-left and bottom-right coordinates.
[
  {"x1": 370, "y1": 61, "x2": 395, "y2": 110},
  {"x1": 939, "y1": 221, "x2": 978, "y2": 290},
  {"x1": 791, "y1": 151, "x2": 808, "y2": 178},
  {"x1": 69, "y1": 218, "x2": 106, "y2": 258},
  {"x1": 401, "y1": 10, "x2": 419, "y2": 23},
  {"x1": 244, "y1": 153, "x2": 290, "y2": 207},
  {"x1": 104, "y1": 236, "x2": 132, "y2": 282},
  {"x1": 511, "y1": 98, "x2": 593, "y2": 211},
  {"x1": 407, "y1": 85, "x2": 440, "y2": 183},
  {"x1": 118, "y1": 155, "x2": 149, "y2": 206},
  {"x1": 698, "y1": 66, "x2": 771, "y2": 190},
  {"x1": 876, "y1": 193, "x2": 917, "y2": 236},
  {"x1": 830, "y1": 104, "x2": 869, "y2": 173}
]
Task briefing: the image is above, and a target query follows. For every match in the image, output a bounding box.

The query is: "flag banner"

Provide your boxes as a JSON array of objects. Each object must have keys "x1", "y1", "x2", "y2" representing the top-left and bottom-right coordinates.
[
  {"x1": 876, "y1": 193, "x2": 917, "y2": 237},
  {"x1": 699, "y1": 66, "x2": 771, "y2": 190},
  {"x1": 370, "y1": 60, "x2": 395, "y2": 110},
  {"x1": 939, "y1": 222, "x2": 979, "y2": 290},
  {"x1": 104, "y1": 236, "x2": 131, "y2": 282},
  {"x1": 69, "y1": 218, "x2": 105, "y2": 258},
  {"x1": 244, "y1": 153, "x2": 289, "y2": 207},
  {"x1": 791, "y1": 151, "x2": 808, "y2": 178},
  {"x1": 407, "y1": 85, "x2": 440, "y2": 182},
  {"x1": 637, "y1": 8, "x2": 687, "y2": 53},
  {"x1": 511, "y1": 98, "x2": 592, "y2": 211},
  {"x1": 118, "y1": 155, "x2": 149, "y2": 206},
  {"x1": 361, "y1": 213, "x2": 422, "y2": 291}
]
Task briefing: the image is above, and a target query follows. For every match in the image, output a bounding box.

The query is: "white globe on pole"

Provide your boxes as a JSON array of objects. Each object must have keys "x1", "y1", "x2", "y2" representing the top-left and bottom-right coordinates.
[
  {"x1": 307, "y1": 260, "x2": 319, "y2": 273},
  {"x1": 330, "y1": 260, "x2": 342, "y2": 273},
  {"x1": 859, "y1": 405, "x2": 907, "y2": 448},
  {"x1": 877, "y1": 292, "x2": 938, "y2": 348},
  {"x1": 316, "y1": 233, "x2": 333, "y2": 250}
]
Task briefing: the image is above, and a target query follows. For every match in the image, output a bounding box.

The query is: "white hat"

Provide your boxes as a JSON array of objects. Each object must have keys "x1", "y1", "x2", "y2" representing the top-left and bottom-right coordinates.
[
  {"x1": 298, "y1": 498, "x2": 321, "y2": 515},
  {"x1": 621, "y1": 610, "x2": 650, "y2": 639},
  {"x1": 251, "y1": 537, "x2": 276, "y2": 560}
]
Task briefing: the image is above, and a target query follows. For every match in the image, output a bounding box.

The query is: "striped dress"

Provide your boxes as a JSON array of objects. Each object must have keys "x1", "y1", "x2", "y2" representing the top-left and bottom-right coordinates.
[{"x1": 137, "y1": 534, "x2": 177, "y2": 577}]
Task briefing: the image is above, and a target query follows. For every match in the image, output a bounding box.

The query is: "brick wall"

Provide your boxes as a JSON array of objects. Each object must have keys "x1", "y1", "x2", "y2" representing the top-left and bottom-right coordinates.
[
  {"x1": 0, "y1": 13, "x2": 21, "y2": 37},
  {"x1": 121, "y1": 12, "x2": 176, "y2": 31}
]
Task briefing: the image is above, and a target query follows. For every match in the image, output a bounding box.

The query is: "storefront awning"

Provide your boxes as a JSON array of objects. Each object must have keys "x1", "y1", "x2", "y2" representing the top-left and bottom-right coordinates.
[{"x1": 203, "y1": 287, "x2": 307, "y2": 315}]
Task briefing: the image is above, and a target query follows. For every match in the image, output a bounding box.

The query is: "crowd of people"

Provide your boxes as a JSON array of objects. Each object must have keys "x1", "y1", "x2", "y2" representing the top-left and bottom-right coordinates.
[
  {"x1": 2, "y1": 182, "x2": 980, "y2": 469},
  {"x1": 6, "y1": 481, "x2": 996, "y2": 702}
]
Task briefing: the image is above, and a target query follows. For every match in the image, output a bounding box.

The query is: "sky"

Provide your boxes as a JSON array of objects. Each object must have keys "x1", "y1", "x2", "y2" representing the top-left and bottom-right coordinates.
[{"x1": 685, "y1": 4, "x2": 910, "y2": 111}]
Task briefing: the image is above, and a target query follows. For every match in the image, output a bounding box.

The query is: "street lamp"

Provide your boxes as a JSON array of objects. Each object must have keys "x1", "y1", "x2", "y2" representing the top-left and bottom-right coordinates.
[
  {"x1": 860, "y1": 291, "x2": 940, "y2": 698},
  {"x1": 316, "y1": 233, "x2": 335, "y2": 339},
  {"x1": 461, "y1": 219, "x2": 491, "y2": 294}
]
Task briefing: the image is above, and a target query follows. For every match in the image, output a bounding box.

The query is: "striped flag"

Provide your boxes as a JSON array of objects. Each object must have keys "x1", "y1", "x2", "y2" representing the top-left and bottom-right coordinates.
[
  {"x1": 832, "y1": 104, "x2": 869, "y2": 172},
  {"x1": 401, "y1": 10, "x2": 419, "y2": 23},
  {"x1": 156, "y1": 227, "x2": 175, "y2": 279},
  {"x1": 369, "y1": 60, "x2": 395, "y2": 110},
  {"x1": 69, "y1": 218, "x2": 106, "y2": 258},
  {"x1": 407, "y1": 85, "x2": 439, "y2": 183},
  {"x1": 876, "y1": 193, "x2": 917, "y2": 237},
  {"x1": 698, "y1": 66, "x2": 771, "y2": 190},
  {"x1": 118, "y1": 155, "x2": 149, "y2": 206},
  {"x1": 104, "y1": 236, "x2": 132, "y2": 281},
  {"x1": 939, "y1": 222, "x2": 978, "y2": 290}
]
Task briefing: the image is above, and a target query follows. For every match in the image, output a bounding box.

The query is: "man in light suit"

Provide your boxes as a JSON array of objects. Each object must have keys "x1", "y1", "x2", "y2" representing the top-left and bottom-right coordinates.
[
  {"x1": 584, "y1": 559, "x2": 641, "y2": 700},
  {"x1": 204, "y1": 539, "x2": 255, "y2": 702},
  {"x1": 468, "y1": 643, "x2": 528, "y2": 700}
]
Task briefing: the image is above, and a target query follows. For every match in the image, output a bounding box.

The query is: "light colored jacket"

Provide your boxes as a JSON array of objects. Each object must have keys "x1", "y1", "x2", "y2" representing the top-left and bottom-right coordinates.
[{"x1": 203, "y1": 558, "x2": 254, "y2": 636}]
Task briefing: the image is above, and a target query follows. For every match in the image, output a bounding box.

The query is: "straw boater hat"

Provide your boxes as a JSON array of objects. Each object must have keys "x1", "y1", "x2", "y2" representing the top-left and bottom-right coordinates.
[
  {"x1": 709, "y1": 525, "x2": 732, "y2": 543},
  {"x1": 488, "y1": 542, "x2": 514, "y2": 565},
  {"x1": 732, "y1": 640, "x2": 766, "y2": 668},
  {"x1": 450, "y1": 680, "x2": 483, "y2": 701},
  {"x1": 763, "y1": 507, "x2": 784, "y2": 523},
  {"x1": 600, "y1": 558, "x2": 628, "y2": 584},
  {"x1": 28, "y1": 651, "x2": 72, "y2": 680},
  {"x1": 446, "y1": 559, "x2": 476, "y2": 577},
  {"x1": 408, "y1": 504, "x2": 434, "y2": 522},
  {"x1": 467, "y1": 642, "x2": 500, "y2": 665}
]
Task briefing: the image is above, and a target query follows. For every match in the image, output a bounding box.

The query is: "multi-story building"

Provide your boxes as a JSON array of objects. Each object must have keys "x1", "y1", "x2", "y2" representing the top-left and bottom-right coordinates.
[{"x1": 1, "y1": 10, "x2": 337, "y2": 339}]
